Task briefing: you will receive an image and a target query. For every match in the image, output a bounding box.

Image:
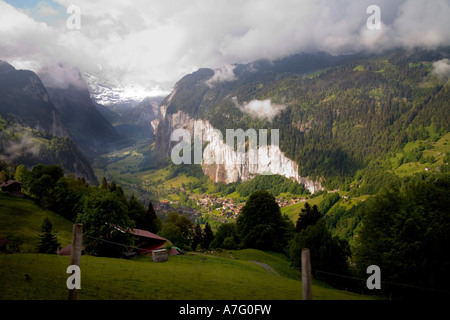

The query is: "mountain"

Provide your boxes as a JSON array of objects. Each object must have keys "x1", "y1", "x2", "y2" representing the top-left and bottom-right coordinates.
[
  {"x1": 0, "y1": 60, "x2": 67, "y2": 137},
  {"x1": 0, "y1": 61, "x2": 99, "y2": 184},
  {"x1": 154, "y1": 48, "x2": 450, "y2": 192},
  {"x1": 82, "y1": 71, "x2": 160, "y2": 107},
  {"x1": 38, "y1": 67, "x2": 130, "y2": 159},
  {"x1": 0, "y1": 115, "x2": 98, "y2": 185},
  {"x1": 95, "y1": 97, "x2": 162, "y2": 141},
  {"x1": 43, "y1": 85, "x2": 129, "y2": 159}
]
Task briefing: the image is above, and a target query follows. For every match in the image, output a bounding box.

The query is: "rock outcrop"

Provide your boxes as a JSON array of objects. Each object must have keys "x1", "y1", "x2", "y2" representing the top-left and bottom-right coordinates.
[{"x1": 155, "y1": 109, "x2": 323, "y2": 194}]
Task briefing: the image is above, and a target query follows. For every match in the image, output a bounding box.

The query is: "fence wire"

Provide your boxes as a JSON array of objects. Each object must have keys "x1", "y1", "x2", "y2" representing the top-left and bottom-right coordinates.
[{"x1": 23, "y1": 232, "x2": 450, "y2": 299}]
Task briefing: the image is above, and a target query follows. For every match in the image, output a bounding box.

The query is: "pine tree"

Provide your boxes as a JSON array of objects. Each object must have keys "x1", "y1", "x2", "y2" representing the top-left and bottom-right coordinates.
[
  {"x1": 37, "y1": 217, "x2": 60, "y2": 254},
  {"x1": 128, "y1": 194, "x2": 147, "y2": 230},
  {"x1": 202, "y1": 222, "x2": 214, "y2": 250},
  {"x1": 147, "y1": 201, "x2": 160, "y2": 233},
  {"x1": 100, "y1": 177, "x2": 108, "y2": 189},
  {"x1": 108, "y1": 181, "x2": 117, "y2": 192},
  {"x1": 295, "y1": 202, "x2": 321, "y2": 232},
  {"x1": 192, "y1": 223, "x2": 203, "y2": 251}
]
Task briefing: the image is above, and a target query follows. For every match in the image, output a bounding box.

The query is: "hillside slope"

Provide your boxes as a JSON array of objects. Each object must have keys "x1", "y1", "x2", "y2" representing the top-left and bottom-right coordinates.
[
  {"x1": 0, "y1": 193, "x2": 73, "y2": 252},
  {"x1": 154, "y1": 48, "x2": 450, "y2": 190},
  {"x1": 0, "y1": 60, "x2": 67, "y2": 137},
  {"x1": 0, "y1": 115, "x2": 99, "y2": 185},
  {"x1": 0, "y1": 252, "x2": 375, "y2": 300}
]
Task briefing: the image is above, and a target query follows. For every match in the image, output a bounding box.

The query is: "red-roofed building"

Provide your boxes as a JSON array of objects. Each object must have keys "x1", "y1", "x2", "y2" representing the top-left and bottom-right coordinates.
[
  {"x1": 131, "y1": 228, "x2": 169, "y2": 255},
  {"x1": 0, "y1": 180, "x2": 24, "y2": 197},
  {"x1": 58, "y1": 228, "x2": 180, "y2": 257}
]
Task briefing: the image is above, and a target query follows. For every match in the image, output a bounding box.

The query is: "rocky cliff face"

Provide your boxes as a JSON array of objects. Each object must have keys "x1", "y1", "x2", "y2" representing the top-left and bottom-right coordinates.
[
  {"x1": 0, "y1": 60, "x2": 68, "y2": 138},
  {"x1": 155, "y1": 109, "x2": 323, "y2": 194},
  {"x1": 0, "y1": 60, "x2": 101, "y2": 185}
]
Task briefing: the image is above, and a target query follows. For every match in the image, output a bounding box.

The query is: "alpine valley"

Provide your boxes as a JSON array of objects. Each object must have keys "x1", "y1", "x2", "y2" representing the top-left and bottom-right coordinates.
[
  {"x1": 2, "y1": 48, "x2": 449, "y2": 225},
  {"x1": 1, "y1": 45, "x2": 450, "y2": 300},
  {"x1": 3, "y1": 0, "x2": 450, "y2": 302}
]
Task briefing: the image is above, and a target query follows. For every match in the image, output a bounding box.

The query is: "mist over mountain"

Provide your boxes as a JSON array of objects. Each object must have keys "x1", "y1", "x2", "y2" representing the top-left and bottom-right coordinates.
[
  {"x1": 2, "y1": 0, "x2": 450, "y2": 96},
  {"x1": 155, "y1": 48, "x2": 450, "y2": 190},
  {"x1": 0, "y1": 60, "x2": 101, "y2": 184},
  {"x1": 0, "y1": 60, "x2": 67, "y2": 137},
  {"x1": 39, "y1": 65, "x2": 130, "y2": 159},
  {"x1": 2, "y1": 44, "x2": 448, "y2": 192}
]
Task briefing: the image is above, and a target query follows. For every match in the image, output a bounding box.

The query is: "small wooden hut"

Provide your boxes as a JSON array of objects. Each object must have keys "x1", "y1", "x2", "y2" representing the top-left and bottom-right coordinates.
[{"x1": 151, "y1": 248, "x2": 168, "y2": 262}]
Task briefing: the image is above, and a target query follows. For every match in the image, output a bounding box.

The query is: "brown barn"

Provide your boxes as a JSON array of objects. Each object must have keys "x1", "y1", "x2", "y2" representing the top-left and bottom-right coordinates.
[
  {"x1": 131, "y1": 228, "x2": 169, "y2": 255},
  {"x1": 58, "y1": 228, "x2": 178, "y2": 257},
  {"x1": 0, "y1": 180, "x2": 24, "y2": 197}
]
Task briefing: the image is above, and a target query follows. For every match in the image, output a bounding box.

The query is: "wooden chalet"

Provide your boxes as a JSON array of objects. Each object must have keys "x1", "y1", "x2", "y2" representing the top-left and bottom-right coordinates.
[
  {"x1": 0, "y1": 180, "x2": 24, "y2": 197},
  {"x1": 58, "y1": 228, "x2": 181, "y2": 257},
  {"x1": 131, "y1": 228, "x2": 169, "y2": 255}
]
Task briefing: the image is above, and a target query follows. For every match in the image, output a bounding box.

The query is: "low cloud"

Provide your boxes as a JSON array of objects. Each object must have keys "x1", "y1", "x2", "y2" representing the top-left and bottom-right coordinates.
[
  {"x1": 1, "y1": 0, "x2": 450, "y2": 94},
  {"x1": 232, "y1": 97, "x2": 286, "y2": 122},
  {"x1": 0, "y1": 129, "x2": 40, "y2": 162},
  {"x1": 431, "y1": 58, "x2": 450, "y2": 80},
  {"x1": 205, "y1": 64, "x2": 237, "y2": 87},
  {"x1": 38, "y1": 62, "x2": 88, "y2": 90}
]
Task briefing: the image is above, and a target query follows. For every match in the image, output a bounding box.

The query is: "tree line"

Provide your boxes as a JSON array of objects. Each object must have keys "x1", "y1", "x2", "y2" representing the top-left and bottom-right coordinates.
[
  {"x1": 6, "y1": 163, "x2": 449, "y2": 299},
  {"x1": 204, "y1": 174, "x2": 450, "y2": 300}
]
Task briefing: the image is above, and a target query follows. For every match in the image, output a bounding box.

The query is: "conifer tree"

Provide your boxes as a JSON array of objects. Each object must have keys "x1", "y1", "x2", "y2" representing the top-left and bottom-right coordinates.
[
  {"x1": 128, "y1": 194, "x2": 147, "y2": 230},
  {"x1": 192, "y1": 223, "x2": 203, "y2": 251},
  {"x1": 108, "y1": 181, "x2": 117, "y2": 192},
  {"x1": 37, "y1": 217, "x2": 60, "y2": 254},
  {"x1": 100, "y1": 177, "x2": 108, "y2": 189},
  {"x1": 147, "y1": 201, "x2": 161, "y2": 233},
  {"x1": 202, "y1": 222, "x2": 214, "y2": 250},
  {"x1": 236, "y1": 190, "x2": 291, "y2": 251},
  {"x1": 295, "y1": 202, "x2": 321, "y2": 232}
]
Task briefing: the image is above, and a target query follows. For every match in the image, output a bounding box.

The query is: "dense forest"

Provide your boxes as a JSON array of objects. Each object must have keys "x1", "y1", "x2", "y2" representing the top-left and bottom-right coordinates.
[{"x1": 160, "y1": 48, "x2": 450, "y2": 190}]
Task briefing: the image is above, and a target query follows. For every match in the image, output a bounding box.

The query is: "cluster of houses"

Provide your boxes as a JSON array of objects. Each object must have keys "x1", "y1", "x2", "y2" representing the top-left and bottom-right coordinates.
[
  {"x1": 276, "y1": 196, "x2": 307, "y2": 208},
  {"x1": 155, "y1": 193, "x2": 311, "y2": 221},
  {"x1": 152, "y1": 200, "x2": 200, "y2": 222},
  {"x1": 197, "y1": 195, "x2": 243, "y2": 219},
  {"x1": 195, "y1": 194, "x2": 309, "y2": 219},
  {"x1": 154, "y1": 195, "x2": 245, "y2": 220}
]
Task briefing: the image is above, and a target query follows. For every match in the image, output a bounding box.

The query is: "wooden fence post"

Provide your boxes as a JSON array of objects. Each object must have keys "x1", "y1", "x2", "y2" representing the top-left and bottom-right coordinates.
[
  {"x1": 68, "y1": 223, "x2": 82, "y2": 300},
  {"x1": 302, "y1": 248, "x2": 312, "y2": 300}
]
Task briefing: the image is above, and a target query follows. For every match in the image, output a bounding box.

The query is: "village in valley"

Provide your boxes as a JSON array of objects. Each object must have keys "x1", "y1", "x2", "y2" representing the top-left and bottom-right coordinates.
[{"x1": 152, "y1": 191, "x2": 309, "y2": 224}]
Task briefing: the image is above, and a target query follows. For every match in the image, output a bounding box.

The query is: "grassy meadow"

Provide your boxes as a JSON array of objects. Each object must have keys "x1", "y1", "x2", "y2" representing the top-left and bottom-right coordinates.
[
  {"x1": 281, "y1": 195, "x2": 324, "y2": 222},
  {"x1": 0, "y1": 193, "x2": 73, "y2": 252},
  {"x1": 0, "y1": 252, "x2": 375, "y2": 300},
  {"x1": 0, "y1": 193, "x2": 377, "y2": 300}
]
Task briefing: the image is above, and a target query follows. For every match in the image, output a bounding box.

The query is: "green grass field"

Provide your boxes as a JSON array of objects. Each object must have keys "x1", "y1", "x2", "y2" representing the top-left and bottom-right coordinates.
[
  {"x1": 392, "y1": 132, "x2": 450, "y2": 178},
  {"x1": 0, "y1": 193, "x2": 73, "y2": 252},
  {"x1": 0, "y1": 252, "x2": 375, "y2": 300},
  {"x1": 0, "y1": 194, "x2": 377, "y2": 300},
  {"x1": 281, "y1": 195, "x2": 324, "y2": 222}
]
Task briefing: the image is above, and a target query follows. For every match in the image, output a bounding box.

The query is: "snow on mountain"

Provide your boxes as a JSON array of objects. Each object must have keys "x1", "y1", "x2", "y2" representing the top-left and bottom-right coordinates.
[{"x1": 82, "y1": 71, "x2": 163, "y2": 106}]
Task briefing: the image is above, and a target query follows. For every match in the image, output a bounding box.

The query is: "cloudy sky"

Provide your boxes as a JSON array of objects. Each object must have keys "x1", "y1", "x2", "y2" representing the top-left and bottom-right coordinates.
[{"x1": 1, "y1": 0, "x2": 449, "y2": 98}]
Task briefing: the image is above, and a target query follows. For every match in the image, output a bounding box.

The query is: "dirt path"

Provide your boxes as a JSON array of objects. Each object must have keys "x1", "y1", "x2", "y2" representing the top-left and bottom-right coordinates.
[{"x1": 248, "y1": 261, "x2": 279, "y2": 277}]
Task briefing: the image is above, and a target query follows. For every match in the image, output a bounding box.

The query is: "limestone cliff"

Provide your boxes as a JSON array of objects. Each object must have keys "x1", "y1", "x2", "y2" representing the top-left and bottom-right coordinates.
[{"x1": 155, "y1": 109, "x2": 323, "y2": 194}]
